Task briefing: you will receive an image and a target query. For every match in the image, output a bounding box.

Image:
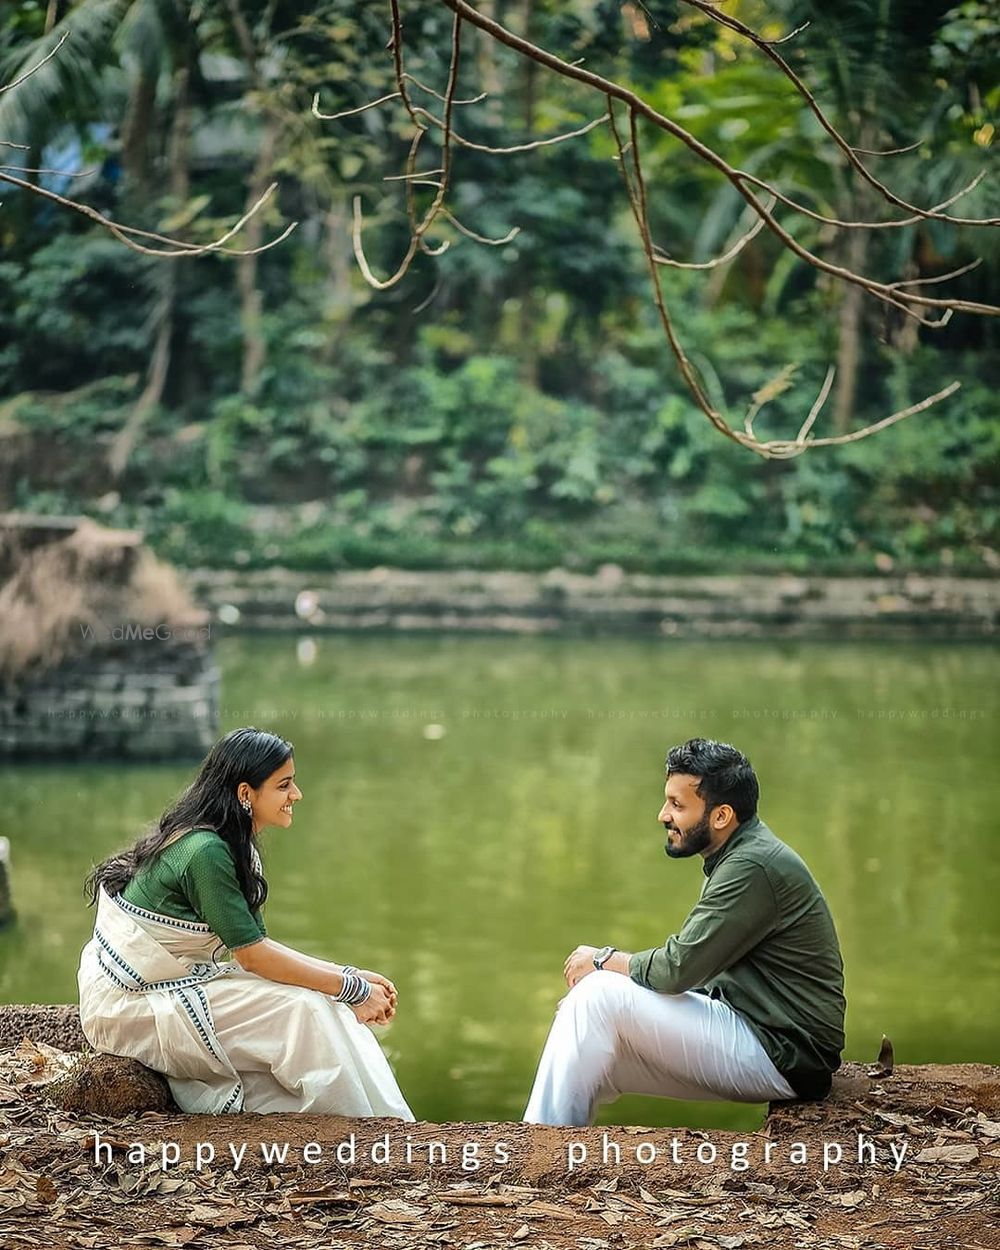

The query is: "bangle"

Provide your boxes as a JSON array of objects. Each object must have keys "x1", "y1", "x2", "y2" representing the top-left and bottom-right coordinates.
[{"x1": 335, "y1": 965, "x2": 372, "y2": 1006}]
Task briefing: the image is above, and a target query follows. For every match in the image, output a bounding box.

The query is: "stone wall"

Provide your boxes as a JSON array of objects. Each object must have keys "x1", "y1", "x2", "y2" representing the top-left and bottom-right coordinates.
[
  {"x1": 0, "y1": 641, "x2": 219, "y2": 761},
  {"x1": 0, "y1": 512, "x2": 220, "y2": 761},
  {"x1": 185, "y1": 566, "x2": 999, "y2": 640}
]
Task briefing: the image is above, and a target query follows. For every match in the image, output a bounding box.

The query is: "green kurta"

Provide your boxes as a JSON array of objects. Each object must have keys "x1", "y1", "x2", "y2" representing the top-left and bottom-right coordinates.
[
  {"x1": 121, "y1": 829, "x2": 267, "y2": 952},
  {"x1": 629, "y1": 815, "x2": 846, "y2": 1100}
]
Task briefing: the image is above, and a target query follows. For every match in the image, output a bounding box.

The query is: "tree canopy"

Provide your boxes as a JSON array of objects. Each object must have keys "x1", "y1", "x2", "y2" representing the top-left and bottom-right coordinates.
[{"x1": 1, "y1": 1, "x2": 997, "y2": 573}]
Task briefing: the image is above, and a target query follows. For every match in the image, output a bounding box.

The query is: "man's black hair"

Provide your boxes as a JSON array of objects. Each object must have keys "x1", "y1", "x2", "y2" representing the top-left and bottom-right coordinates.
[{"x1": 665, "y1": 738, "x2": 759, "y2": 823}]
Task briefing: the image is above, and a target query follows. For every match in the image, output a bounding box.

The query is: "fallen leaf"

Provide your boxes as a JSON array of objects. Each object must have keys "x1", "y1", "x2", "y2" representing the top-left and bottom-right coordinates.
[
  {"x1": 364, "y1": 1198, "x2": 428, "y2": 1224},
  {"x1": 521, "y1": 1200, "x2": 576, "y2": 1220},
  {"x1": 512, "y1": 1225, "x2": 531, "y2": 1242},
  {"x1": 874, "y1": 1111, "x2": 924, "y2": 1132},
  {"x1": 35, "y1": 1175, "x2": 58, "y2": 1203},
  {"x1": 186, "y1": 1201, "x2": 256, "y2": 1225},
  {"x1": 127, "y1": 1230, "x2": 200, "y2": 1247},
  {"x1": 973, "y1": 1115, "x2": 1000, "y2": 1139},
  {"x1": 866, "y1": 1034, "x2": 894, "y2": 1079},
  {"x1": 914, "y1": 1144, "x2": 980, "y2": 1164},
  {"x1": 651, "y1": 1230, "x2": 702, "y2": 1248}
]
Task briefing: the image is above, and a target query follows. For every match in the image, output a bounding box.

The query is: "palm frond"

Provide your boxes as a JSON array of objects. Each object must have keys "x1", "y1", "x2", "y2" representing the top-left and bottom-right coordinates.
[{"x1": 0, "y1": 0, "x2": 132, "y2": 148}]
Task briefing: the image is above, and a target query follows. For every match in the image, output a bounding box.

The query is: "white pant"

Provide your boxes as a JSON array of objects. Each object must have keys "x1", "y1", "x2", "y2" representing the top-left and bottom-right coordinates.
[{"x1": 523, "y1": 972, "x2": 796, "y2": 1126}]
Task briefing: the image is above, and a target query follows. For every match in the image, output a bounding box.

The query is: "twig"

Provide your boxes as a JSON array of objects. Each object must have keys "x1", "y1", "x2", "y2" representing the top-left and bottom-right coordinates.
[
  {"x1": 443, "y1": 210, "x2": 519, "y2": 245},
  {"x1": 678, "y1": 0, "x2": 997, "y2": 227},
  {"x1": 852, "y1": 140, "x2": 921, "y2": 157},
  {"x1": 383, "y1": 168, "x2": 444, "y2": 181},
  {"x1": 885, "y1": 259, "x2": 982, "y2": 290},
  {"x1": 351, "y1": 194, "x2": 419, "y2": 289},
  {"x1": 767, "y1": 381, "x2": 962, "y2": 455},
  {"x1": 795, "y1": 365, "x2": 836, "y2": 443},
  {"x1": 0, "y1": 163, "x2": 95, "y2": 178},
  {"x1": 403, "y1": 73, "x2": 486, "y2": 106},
  {"x1": 654, "y1": 197, "x2": 773, "y2": 270},
  {"x1": 736, "y1": 169, "x2": 987, "y2": 231},
  {"x1": 0, "y1": 171, "x2": 296, "y2": 257},
  {"x1": 415, "y1": 108, "x2": 608, "y2": 154},
  {"x1": 311, "y1": 91, "x2": 400, "y2": 122},
  {"x1": 434, "y1": 0, "x2": 999, "y2": 320},
  {"x1": 0, "y1": 29, "x2": 69, "y2": 95},
  {"x1": 764, "y1": 21, "x2": 810, "y2": 47}
]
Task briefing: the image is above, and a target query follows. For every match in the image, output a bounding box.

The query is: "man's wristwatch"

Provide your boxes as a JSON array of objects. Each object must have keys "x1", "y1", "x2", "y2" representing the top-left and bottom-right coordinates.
[{"x1": 593, "y1": 945, "x2": 617, "y2": 971}]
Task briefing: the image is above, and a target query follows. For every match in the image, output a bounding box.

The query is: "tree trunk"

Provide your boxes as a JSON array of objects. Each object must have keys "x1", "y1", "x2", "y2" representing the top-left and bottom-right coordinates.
[
  {"x1": 235, "y1": 118, "x2": 280, "y2": 398},
  {"x1": 108, "y1": 64, "x2": 192, "y2": 478},
  {"x1": 832, "y1": 225, "x2": 868, "y2": 435},
  {"x1": 120, "y1": 68, "x2": 159, "y2": 196},
  {"x1": 514, "y1": 0, "x2": 539, "y2": 388},
  {"x1": 832, "y1": 121, "x2": 876, "y2": 436}
]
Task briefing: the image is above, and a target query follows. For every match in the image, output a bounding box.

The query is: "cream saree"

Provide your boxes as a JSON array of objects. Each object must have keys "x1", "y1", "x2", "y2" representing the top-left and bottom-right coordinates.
[{"x1": 77, "y1": 887, "x2": 414, "y2": 1119}]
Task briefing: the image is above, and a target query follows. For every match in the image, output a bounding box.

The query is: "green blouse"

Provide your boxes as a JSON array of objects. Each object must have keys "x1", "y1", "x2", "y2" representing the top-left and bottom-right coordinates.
[{"x1": 120, "y1": 829, "x2": 267, "y2": 951}]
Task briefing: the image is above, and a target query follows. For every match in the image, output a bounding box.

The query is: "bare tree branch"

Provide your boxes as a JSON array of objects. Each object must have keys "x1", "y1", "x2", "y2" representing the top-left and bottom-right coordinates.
[
  {"x1": 0, "y1": 163, "x2": 95, "y2": 177},
  {"x1": 795, "y1": 365, "x2": 836, "y2": 443},
  {"x1": 0, "y1": 28, "x2": 69, "y2": 95},
  {"x1": 851, "y1": 140, "x2": 922, "y2": 157},
  {"x1": 403, "y1": 73, "x2": 486, "y2": 106},
  {"x1": 1, "y1": 37, "x2": 297, "y2": 261},
  {"x1": 678, "y1": 0, "x2": 997, "y2": 227},
  {"x1": 885, "y1": 259, "x2": 983, "y2": 290},
  {"x1": 434, "y1": 0, "x2": 998, "y2": 321},
  {"x1": 653, "y1": 198, "x2": 774, "y2": 270},
  {"x1": 335, "y1": 0, "x2": 990, "y2": 457},
  {"x1": 0, "y1": 170, "x2": 296, "y2": 256},
  {"x1": 414, "y1": 106, "x2": 609, "y2": 154},
  {"x1": 443, "y1": 209, "x2": 519, "y2": 245},
  {"x1": 608, "y1": 102, "x2": 966, "y2": 458},
  {"x1": 329, "y1": 0, "x2": 995, "y2": 457},
  {"x1": 765, "y1": 21, "x2": 810, "y2": 47},
  {"x1": 736, "y1": 169, "x2": 987, "y2": 232},
  {"x1": 311, "y1": 91, "x2": 401, "y2": 122}
]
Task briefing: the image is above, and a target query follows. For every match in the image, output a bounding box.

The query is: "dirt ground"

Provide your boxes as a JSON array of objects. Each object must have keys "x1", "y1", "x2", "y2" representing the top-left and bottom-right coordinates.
[{"x1": 0, "y1": 1037, "x2": 998, "y2": 1250}]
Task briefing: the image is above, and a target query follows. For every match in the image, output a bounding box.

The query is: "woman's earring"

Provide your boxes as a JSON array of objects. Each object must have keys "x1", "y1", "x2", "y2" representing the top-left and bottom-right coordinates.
[{"x1": 240, "y1": 797, "x2": 252, "y2": 814}]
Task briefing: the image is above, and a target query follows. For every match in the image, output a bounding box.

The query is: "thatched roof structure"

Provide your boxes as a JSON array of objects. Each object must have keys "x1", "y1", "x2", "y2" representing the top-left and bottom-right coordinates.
[{"x1": 0, "y1": 513, "x2": 208, "y2": 687}]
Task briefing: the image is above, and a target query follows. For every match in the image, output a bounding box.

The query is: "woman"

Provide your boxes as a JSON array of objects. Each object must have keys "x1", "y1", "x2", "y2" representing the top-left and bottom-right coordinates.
[{"x1": 77, "y1": 726, "x2": 413, "y2": 1119}]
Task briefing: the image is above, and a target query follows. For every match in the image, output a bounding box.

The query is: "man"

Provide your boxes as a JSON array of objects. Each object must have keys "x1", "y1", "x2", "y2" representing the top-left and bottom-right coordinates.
[{"x1": 523, "y1": 738, "x2": 846, "y2": 1127}]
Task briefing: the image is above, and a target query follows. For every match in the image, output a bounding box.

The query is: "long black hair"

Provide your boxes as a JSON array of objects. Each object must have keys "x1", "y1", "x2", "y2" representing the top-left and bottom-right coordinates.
[{"x1": 86, "y1": 727, "x2": 294, "y2": 912}]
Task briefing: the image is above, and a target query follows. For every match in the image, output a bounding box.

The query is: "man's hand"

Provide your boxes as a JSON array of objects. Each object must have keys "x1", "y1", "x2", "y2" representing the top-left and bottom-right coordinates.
[
  {"x1": 352, "y1": 980, "x2": 395, "y2": 1026},
  {"x1": 564, "y1": 946, "x2": 634, "y2": 988},
  {"x1": 564, "y1": 945, "x2": 599, "y2": 989}
]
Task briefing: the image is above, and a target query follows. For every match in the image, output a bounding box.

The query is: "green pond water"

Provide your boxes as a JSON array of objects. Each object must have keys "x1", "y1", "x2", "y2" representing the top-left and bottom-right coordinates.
[{"x1": 1, "y1": 635, "x2": 997, "y2": 1130}]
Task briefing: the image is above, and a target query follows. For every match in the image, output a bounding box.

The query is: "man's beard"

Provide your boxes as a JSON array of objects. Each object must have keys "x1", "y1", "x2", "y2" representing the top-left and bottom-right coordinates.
[{"x1": 664, "y1": 812, "x2": 713, "y2": 859}]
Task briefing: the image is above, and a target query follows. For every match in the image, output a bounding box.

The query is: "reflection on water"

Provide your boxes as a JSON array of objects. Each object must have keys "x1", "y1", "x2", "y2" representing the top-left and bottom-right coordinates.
[{"x1": 1, "y1": 636, "x2": 997, "y2": 1128}]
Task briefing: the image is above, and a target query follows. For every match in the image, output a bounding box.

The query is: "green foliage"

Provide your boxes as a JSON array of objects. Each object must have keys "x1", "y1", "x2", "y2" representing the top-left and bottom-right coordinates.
[
  {"x1": 0, "y1": 235, "x2": 153, "y2": 391},
  {"x1": 1, "y1": 0, "x2": 996, "y2": 576}
]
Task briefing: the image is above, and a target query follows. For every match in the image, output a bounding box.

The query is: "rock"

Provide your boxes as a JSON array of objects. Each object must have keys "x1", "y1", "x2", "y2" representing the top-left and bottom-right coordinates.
[{"x1": 46, "y1": 1052, "x2": 177, "y2": 1117}]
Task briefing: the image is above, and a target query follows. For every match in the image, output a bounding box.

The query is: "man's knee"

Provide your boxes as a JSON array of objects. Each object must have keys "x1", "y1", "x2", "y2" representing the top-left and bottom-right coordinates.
[{"x1": 563, "y1": 971, "x2": 633, "y2": 1023}]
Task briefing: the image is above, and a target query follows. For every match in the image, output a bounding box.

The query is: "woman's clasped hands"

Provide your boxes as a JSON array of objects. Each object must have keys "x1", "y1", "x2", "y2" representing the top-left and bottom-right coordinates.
[{"x1": 351, "y1": 970, "x2": 398, "y2": 1026}]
